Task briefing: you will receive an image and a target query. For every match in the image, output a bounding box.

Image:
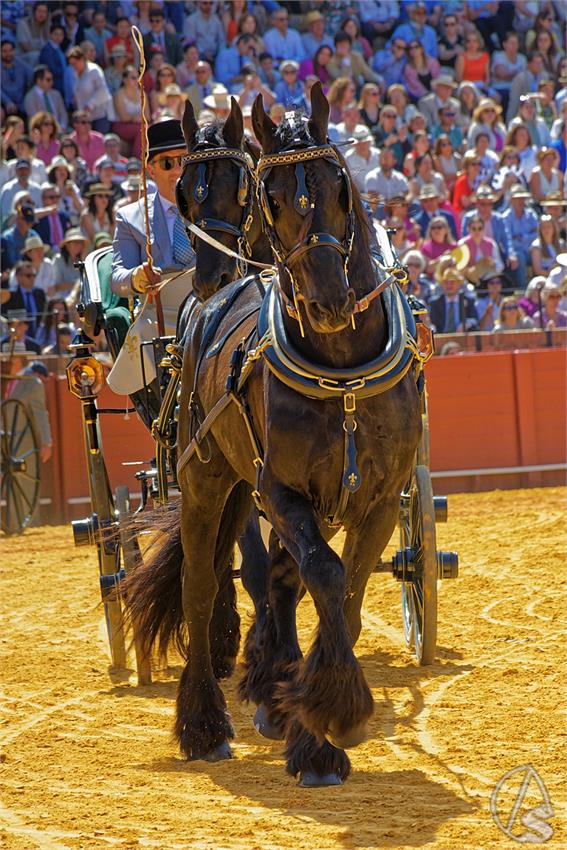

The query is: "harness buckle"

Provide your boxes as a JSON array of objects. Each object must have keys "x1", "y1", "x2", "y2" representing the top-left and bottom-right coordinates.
[
  {"x1": 244, "y1": 214, "x2": 253, "y2": 232},
  {"x1": 252, "y1": 456, "x2": 264, "y2": 468},
  {"x1": 357, "y1": 296, "x2": 369, "y2": 313},
  {"x1": 344, "y1": 392, "x2": 356, "y2": 414}
]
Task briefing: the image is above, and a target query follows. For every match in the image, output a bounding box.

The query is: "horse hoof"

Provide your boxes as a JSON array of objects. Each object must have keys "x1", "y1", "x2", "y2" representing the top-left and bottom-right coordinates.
[
  {"x1": 253, "y1": 704, "x2": 285, "y2": 741},
  {"x1": 190, "y1": 741, "x2": 233, "y2": 762},
  {"x1": 299, "y1": 771, "x2": 342, "y2": 787},
  {"x1": 326, "y1": 721, "x2": 369, "y2": 750}
]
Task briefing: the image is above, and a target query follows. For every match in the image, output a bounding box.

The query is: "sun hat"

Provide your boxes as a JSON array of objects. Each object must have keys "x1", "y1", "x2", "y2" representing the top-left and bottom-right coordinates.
[
  {"x1": 61, "y1": 227, "x2": 87, "y2": 246},
  {"x1": 536, "y1": 146, "x2": 558, "y2": 163},
  {"x1": 474, "y1": 185, "x2": 497, "y2": 202},
  {"x1": 280, "y1": 59, "x2": 299, "y2": 72},
  {"x1": 159, "y1": 83, "x2": 188, "y2": 105},
  {"x1": 418, "y1": 184, "x2": 441, "y2": 201},
  {"x1": 509, "y1": 184, "x2": 532, "y2": 200},
  {"x1": 440, "y1": 267, "x2": 465, "y2": 284},
  {"x1": 203, "y1": 84, "x2": 231, "y2": 111},
  {"x1": 306, "y1": 11, "x2": 323, "y2": 24},
  {"x1": 15, "y1": 158, "x2": 31, "y2": 169},
  {"x1": 23, "y1": 235, "x2": 48, "y2": 254},
  {"x1": 47, "y1": 155, "x2": 73, "y2": 176},
  {"x1": 541, "y1": 192, "x2": 567, "y2": 207},
  {"x1": 93, "y1": 231, "x2": 112, "y2": 248},
  {"x1": 352, "y1": 124, "x2": 374, "y2": 143},
  {"x1": 110, "y1": 44, "x2": 127, "y2": 58},
  {"x1": 85, "y1": 182, "x2": 113, "y2": 198},
  {"x1": 432, "y1": 74, "x2": 456, "y2": 90},
  {"x1": 472, "y1": 97, "x2": 502, "y2": 123}
]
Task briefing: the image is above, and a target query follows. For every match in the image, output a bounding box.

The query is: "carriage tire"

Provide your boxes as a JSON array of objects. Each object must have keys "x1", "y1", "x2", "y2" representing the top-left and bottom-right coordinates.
[
  {"x1": 115, "y1": 485, "x2": 152, "y2": 685},
  {"x1": 400, "y1": 465, "x2": 438, "y2": 665},
  {"x1": 1, "y1": 399, "x2": 41, "y2": 535}
]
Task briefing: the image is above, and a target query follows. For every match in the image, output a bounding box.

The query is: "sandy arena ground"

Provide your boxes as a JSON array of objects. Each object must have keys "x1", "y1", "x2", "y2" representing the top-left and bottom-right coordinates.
[{"x1": 1, "y1": 487, "x2": 566, "y2": 850}]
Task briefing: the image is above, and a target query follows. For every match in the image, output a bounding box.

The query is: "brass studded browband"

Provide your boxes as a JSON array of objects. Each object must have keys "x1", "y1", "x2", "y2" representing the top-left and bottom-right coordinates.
[
  {"x1": 181, "y1": 147, "x2": 254, "y2": 170},
  {"x1": 256, "y1": 145, "x2": 340, "y2": 175}
]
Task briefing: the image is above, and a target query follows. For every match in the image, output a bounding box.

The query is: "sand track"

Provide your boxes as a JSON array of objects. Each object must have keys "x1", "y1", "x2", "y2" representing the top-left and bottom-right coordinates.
[{"x1": 1, "y1": 488, "x2": 565, "y2": 850}]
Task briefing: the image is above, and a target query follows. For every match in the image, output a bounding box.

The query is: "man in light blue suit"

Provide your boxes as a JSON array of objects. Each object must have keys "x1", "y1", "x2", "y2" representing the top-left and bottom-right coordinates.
[{"x1": 109, "y1": 119, "x2": 195, "y2": 397}]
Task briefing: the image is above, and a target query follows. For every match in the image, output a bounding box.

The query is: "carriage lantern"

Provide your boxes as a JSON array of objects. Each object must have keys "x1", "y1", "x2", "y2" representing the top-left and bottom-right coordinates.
[{"x1": 66, "y1": 355, "x2": 105, "y2": 400}]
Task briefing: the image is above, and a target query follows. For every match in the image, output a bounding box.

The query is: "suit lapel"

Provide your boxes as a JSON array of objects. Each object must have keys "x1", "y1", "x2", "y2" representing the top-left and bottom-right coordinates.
[{"x1": 150, "y1": 192, "x2": 174, "y2": 268}]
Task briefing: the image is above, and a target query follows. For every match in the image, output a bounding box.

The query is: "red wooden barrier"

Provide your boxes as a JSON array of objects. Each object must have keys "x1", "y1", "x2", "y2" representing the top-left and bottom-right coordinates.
[{"x1": 36, "y1": 347, "x2": 566, "y2": 523}]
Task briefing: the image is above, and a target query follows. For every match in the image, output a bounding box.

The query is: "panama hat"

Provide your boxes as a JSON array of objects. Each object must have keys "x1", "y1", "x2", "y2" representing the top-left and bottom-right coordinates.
[
  {"x1": 110, "y1": 44, "x2": 127, "y2": 58},
  {"x1": 280, "y1": 59, "x2": 299, "y2": 72},
  {"x1": 418, "y1": 183, "x2": 441, "y2": 201},
  {"x1": 474, "y1": 185, "x2": 497, "y2": 202},
  {"x1": 440, "y1": 267, "x2": 465, "y2": 284},
  {"x1": 541, "y1": 192, "x2": 567, "y2": 207},
  {"x1": 352, "y1": 124, "x2": 374, "y2": 143},
  {"x1": 306, "y1": 11, "x2": 323, "y2": 24},
  {"x1": 159, "y1": 84, "x2": 188, "y2": 105},
  {"x1": 203, "y1": 84, "x2": 231, "y2": 111},
  {"x1": 61, "y1": 227, "x2": 87, "y2": 246},
  {"x1": 448, "y1": 243, "x2": 470, "y2": 272},
  {"x1": 85, "y1": 182, "x2": 113, "y2": 198},
  {"x1": 47, "y1": 155, "x2": 73, "y2": 176},
  {"x1": 536, "y1": 146, "x2": 559, "y2": 163},
  {"x1": 432, "y1": 74, "x2": 456, "y2": 90},
  {"x1": 472, "y1": 97, "x2": 502, "y2": 122},
  {"x1": 23, "y1": 235, "x2": 48, "y2": 254},
  {"x1": 509, "y1": 184, "x2": 532, "y2": 200}
]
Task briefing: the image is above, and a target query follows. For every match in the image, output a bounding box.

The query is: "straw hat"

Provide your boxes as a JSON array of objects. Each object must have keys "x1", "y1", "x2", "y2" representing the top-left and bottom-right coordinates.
[
  {"x1": 306, "y1": 10, "x2": 323, "y2": 25},
  {"x1": 440, "y1": 267, "x2": 465, "y2": 284},
  {"x1": 474, "y1": 184, "x2": 497, "y2": 202},
  {"x1": 432, "y1": 74, "x2": 456, "y2": 90},
  {"x1": 23, "y1": 235, "x2": 48, "y2": 255},
  {"x1": 203, "y1": 84, "x2": 231, "y2": 111},
  {"x1": 418, "y1": 183, "x2": 441, "y2": 201},
  {"x1": 541, "y1": 192, "x2": 567, "y2": 208},
  {"x1": 47, "y1": 155, "x2": 73, "y2": 177},
  {"x1": 509, "y1": 184, "x2": 532, "y2": 200},
  {"x1": 159, "y1": 84, "x2": 188, "y2": 105},
  {"x1": 536, "y1": 146, "x2": 559, "y2": 164},
  {"x1": 280, "y1": 59, "x2": 299, "y2": 72},
  {"x1": 61, "y1": 227, "x2": 87, "y2": 246},
  {"x1": 352, "y1": 124, "x2": 374, "y2": 143},
  {"x1": 85, "y1": 182, "x2": 114, "y2": 198},
  {"x1": 472, "y1": 97, "x2": 502, "y2": 123}
]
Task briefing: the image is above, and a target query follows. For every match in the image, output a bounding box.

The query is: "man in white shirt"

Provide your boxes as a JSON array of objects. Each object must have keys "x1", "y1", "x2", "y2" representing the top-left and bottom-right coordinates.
[
  {"x1": 67, "y1": 45, "x2": 113, "y2": 134},
  {"x1": 6, "y1": 135, "x2": 48, "y2": 185},
  {"x1": 364, "y1": 148, "x2": 409, "y2": 202},
  {"x1": 345, "y1": 126, "x2": 381, "y2": 192},
  {"x1": 0, "y1": 160, "x2": 42, "y2": 229},
  {"x1": 24, "y1": 65, "x2": 69, "y2": 131}
]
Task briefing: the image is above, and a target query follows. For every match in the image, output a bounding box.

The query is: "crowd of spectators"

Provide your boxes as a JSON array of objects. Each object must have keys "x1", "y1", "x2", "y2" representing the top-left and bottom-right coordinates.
[{"x1": 1, "y1": 0, "x2": 567, "y2": 368}]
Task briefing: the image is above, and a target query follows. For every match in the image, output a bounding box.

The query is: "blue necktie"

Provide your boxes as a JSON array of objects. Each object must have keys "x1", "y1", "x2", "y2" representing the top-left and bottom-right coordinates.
[
  {"x1": 171, "y1": 207, "x2": 195, "y2": 267},
  {"x1": 446, "y1": 300, "x2": 457, "y2": 333}
]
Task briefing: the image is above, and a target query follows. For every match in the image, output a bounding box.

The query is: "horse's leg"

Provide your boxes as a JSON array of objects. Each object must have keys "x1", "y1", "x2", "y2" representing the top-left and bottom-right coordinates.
[
  {"x1": 341, "y1": 499, "x2": 401, "y2": 647},
  {"x1": 237, "y1": 507, "x2": 269, "y2": 690},
  {"x1": 267, "y1": 485, "x2": 374, "y2": 753},
  {"x1": 175, "y1": 455, "x2": 238, "y2": 761},
  {"x1": 209, "y1": 482, "x2": 254, "y2": 680},
  {"x1": 241, "y1": 540, "x2": 302, "y2": 740}
]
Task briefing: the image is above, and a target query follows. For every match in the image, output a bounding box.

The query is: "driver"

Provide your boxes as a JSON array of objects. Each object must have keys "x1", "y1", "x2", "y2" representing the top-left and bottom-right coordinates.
[{"x1": 108, "y1": 118, "x2": 195, "y2": 400}]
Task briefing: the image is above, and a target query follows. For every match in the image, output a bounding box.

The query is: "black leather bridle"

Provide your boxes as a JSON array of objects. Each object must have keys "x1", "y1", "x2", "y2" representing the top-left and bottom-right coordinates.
[{"x1": 177, "y1": 145, "x2": 256, "y2": 272}]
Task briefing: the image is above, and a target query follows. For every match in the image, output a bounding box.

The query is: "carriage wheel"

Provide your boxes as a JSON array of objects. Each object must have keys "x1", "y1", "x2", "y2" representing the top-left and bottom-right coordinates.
[
  {"x1": 1, "y1": 399, "x2": 41, "y2": 535},
  {"x1": 115, "y1": 486, "x2": 152, "y2": 685},
  {"x1": 399, "y1": 465, "x2": 438, "y2": 665}
]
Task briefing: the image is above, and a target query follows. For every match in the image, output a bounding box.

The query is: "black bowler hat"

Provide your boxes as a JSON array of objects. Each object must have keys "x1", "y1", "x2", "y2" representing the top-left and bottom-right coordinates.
[{"x1": 147, "y1": 119, "x2": 186, "y2": 159}]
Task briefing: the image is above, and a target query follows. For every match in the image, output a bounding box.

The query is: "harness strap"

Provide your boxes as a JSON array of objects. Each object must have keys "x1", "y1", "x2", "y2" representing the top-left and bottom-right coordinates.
[
  {"x1": 186, "y1": 221, "x2": 274, "y2": 270},
  {"x1": 177, "y1": 392, "x2": 232, "y2": 478}
]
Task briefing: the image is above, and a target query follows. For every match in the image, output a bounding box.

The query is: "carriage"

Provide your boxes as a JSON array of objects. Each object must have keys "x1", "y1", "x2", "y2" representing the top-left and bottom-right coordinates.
[{"x1": 67, "y1": 105, "x2": 458, "y2": 696}]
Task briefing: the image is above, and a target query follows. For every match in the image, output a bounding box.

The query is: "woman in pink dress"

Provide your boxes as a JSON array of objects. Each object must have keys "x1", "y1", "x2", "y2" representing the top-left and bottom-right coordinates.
[{"x1": 29, "y1": 111, "x2": 60, "y2": 165}]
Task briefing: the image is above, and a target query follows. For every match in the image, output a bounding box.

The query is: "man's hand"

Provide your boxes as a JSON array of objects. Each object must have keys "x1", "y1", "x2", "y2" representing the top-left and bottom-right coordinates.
[
  {"x1": 132, "y1": 262, "x2": 162, "y2": 293},
  {"x1": 40, "y1": 445, "x2": 52, "y2": 463}
]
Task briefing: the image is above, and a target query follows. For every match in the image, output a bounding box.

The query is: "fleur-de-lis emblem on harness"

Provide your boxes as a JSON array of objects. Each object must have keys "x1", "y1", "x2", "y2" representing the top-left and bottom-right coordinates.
[
  {"x1": 310, "y1": 234, "x2": 319, "y2": 244},
  {"x1": 348, "y1": 472, "x2": 358, "y2": 487},
  {"x1": 196, "y1": 185, "x2": 205, "y2": 199},
  {"x1": 298, "y1": 194, "x2": 308, "y2": 209}
]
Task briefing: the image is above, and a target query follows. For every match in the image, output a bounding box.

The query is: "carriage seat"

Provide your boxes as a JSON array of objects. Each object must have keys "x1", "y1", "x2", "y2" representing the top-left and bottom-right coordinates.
[{"x1": 83, "y1": 247, "x2": 131, "y2": 360}]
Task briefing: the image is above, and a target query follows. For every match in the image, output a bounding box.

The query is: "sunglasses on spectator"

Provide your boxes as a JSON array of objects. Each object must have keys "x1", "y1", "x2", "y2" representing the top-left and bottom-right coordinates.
[
  {"x1": 368, "y1": 90, "x2": 380, "y2": 96},
  {"x1": 150, "y1": 17, "x2": 163, "y2": 23},
  {"x1": 154, "y1": 155, "x2": 184, "y2": 171},
  {"x1": 469, "y1": 225, "x2": 483, "y2": 231},
  {"x1": 74, "y1": 119, "x2": 90, "y2": 124},
  {"x1": 42, "y1": 120, "x2": 55, "y2": 126},
  {"x1": 393, "y1": 43, "x2": 405, "y2": 50},
  {"x1": 431, "y1": 224, "x2": 446, "y2": 230},
  {"x1": 43, "y1": 193, "x2": 58, "y2": 199},
  {"x1": 21, "y1": 271, "x2": 37, "y2": 278},
  {"x1": 65, "y1": 12, "x2": 78, "y2": 17},
  {"x1": 547, "y1": 293, "x2": 561, "y2": 300},
  {"x1": 503, "y1": 305, "x2": 518, "y2": 310}
]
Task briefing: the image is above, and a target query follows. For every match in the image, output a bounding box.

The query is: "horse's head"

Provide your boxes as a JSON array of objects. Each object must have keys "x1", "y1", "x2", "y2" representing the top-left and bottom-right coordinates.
[
  {"x1": 252, "y1": 84, "x2": 357, "y2": 334},
  {"x1": 176, "y1": 98, "x2": 256, "y2": 301}
]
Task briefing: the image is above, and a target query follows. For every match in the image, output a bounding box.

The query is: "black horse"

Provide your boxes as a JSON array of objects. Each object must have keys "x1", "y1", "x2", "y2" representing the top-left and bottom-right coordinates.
[{"x1": 126, "y1": 84, "x2": 422, "y2": 785}]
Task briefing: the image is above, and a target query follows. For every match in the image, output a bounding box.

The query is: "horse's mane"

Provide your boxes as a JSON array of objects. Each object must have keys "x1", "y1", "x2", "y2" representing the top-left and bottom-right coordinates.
[{"x1": 193, "y1": 121, "x2": 226, "y2": 148}]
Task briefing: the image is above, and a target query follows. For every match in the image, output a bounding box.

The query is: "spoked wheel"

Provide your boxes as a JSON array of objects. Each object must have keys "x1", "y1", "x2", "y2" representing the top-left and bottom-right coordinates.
[
  {"x1": 399, "y1": 465, "x2": 438, "y2": 665},
  {"x1": 115, "y1": 486, "x2": 152, "y2": 685},
  {"x1": 1, "y1": 399, "x2": 41, "y2": 535}
]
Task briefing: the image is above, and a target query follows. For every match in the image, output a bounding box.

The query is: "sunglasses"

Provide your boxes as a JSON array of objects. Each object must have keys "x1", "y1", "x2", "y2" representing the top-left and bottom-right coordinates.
[
  {"x1": 21, "y1": 272, "x2": 37, "y2": 278},
  {"x1": 469, "y1": 225, "x2": 483, "y2": 231},
  {"x1": 503, "y1": 305, "x2": 518, "y2": 310},
  {"x1": 431, "y1": 224, "x2": 446, "y2": 230},
  {"x1": 74, "y1": 119, "x2": 90, "y2": 124},
  {"x1": 154, "y1": 155, "x2": 184, "y2": 171}
]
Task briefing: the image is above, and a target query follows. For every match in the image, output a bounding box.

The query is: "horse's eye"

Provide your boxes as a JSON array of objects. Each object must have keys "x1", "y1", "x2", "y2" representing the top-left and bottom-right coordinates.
[{"x1": 271, "y1": 197, "x2": 280, "y2": 210}]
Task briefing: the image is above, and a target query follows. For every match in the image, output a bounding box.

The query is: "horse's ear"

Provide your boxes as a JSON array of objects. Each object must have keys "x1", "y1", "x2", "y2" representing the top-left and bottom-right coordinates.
[
  {"x1": 182, "y1": 99, "x2": 199, "y2": 150},
  {"x1": 252, "y1": 94, "x2": 278, "y2": 153},
  {"x1": 308, "y1": 81, "x2": 330, "y2": 145},
  {"x1": 223, "y1": 97, "x2": 244, "y2": 148}
]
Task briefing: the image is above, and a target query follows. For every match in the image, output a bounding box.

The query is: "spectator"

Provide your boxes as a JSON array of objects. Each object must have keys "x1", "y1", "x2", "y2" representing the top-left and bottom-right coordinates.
[
  {"x1": 67, "y1": 46, "x2": 113, "y2": 135},
  {"x1": 456, "y1": 81, "x2": 481, "y2": 133},
  {"x1": 504, "y1": 123, "x2": 537, "y2": 181},
  {"x1": 358, "y1": 1, "x2": 400, "y2": 44},
  {"x1": 502, "y1": 185, "x2": 539, "y2": 290},
  {"x1": 16, "y1": 2, "x2": 50, "y2": 69},
  {"x1": 531, "y1": 28, "x2": 560, "y2": 77},
  {"x1": 432, "y1": 135, "x2": 462, "y2": 194},
  {"x1": 84, "y1": 9, "x2": 112, "y2": 67},
  {"x1": 232, "y1": 13, "x2": 265, "y2": 53},
  {"x1": 518, "y1": 276, "x2": 547, "y2": 320},
  {"x1": 373, "y1": 36, "x2": 407, "y2": 87},
  {"x1": 104, "y1": 16, "x2": 135, "y2": 66},
  {"x1": 215, "y1": 33, "x2": 259, "y2": 92},
  {"x1": 428, "y1": 267, "x2": 479, "y2": 334},
  {"x1": 452, "y1": 150, "x2": 481, "y2": 214},
  {"x1": 38, "y1": 23, "x2": 69, "y2": 105},
  {"x1": 299, "y1": 45, "x2": 333, "y2": 91},
  {"x1": 455, "y1": 28, "x2": 489, "y2": 90},
  {"x1": 0, "y1": 316, "x2": 41, "y2": 355},
  {"x1": 402, "y1": 249, "x2": 433, "y2": 302},
  {"x1": 415, "y1": 183, "x2": 457, "y2": 240},
  {"x1": 8, "y1": 360, "x2": 52, "y2": 464},
  {"x1": 431, "y1": 104, "x2": 464, "y2": 150},
  {"x1": 421, "y1": 216, "x2": 456, "y2": 276},
  {"x1": 156, "y1": 83, "x2": 189, "y2": 121},
  {"x1": 51, "y1": 227, "x2": 86, "y2": 299},
  {"x1": 263, "y1": 9, "x2": 304, "y2": 65},
  {"x1": 54, "y1": 2, "x2": 84, "y2": 52},
  {"x1": 468, "y1": 98, "x2": 506, "y2": 152},
  {"x1": 532, "y1": 283, "x2": 567, "y2": 329},
  {"x1": 403, "y1": 126, "x2": 430, "y2": 178},
  {"x1": 538, "y1": 79, "x2": 559, "y2": 130},
  {"x1": 131, "y1": 0, "x2": 154, "y2": 37},
  {"x1": 69, "y1": 111, "x2": 105, "y2": 173},
  {"x1": 493, "y1": 296, "x2": 534, "y2": 333},
  {"x1": 475, "y1": 272, "x2": 506, "y2": 332},
  {"x1": 509, "y1": 96, "x2": 551, "y2": 147},
  {"x1": 466, "y1": 1, "x2": 509, "y2": 52},
  {"x1": 334, "y1": 101, "x2": 362, "y2": 142},
  {"x1": 365, "y1": 147, "x2": 409, "y2": 202},
  {"x1": 302, "y1": 11, "x2": 333, "y2": 59},
  {"x1": 2, "y1": 115, "x2": 25, "y2": 160},
  {"x1": 344, "y1": 126, "x2": 380, "y2": 192},
  {"x1": 372, "y1": 104, "x2": 407, "y2": 169},
  {"x1": 104, "y1": 44, "x2": 129, "y2": 95},
  {"x1": 80, "y1": 183, "x2": 115, "y2": 243},
  {"x1": 186, "y1": 61, "x2": 216, "y2": 115},
  {"x1": 236, "y1": 67, "x2": 275, "y2": 111},
  {"x1": 388, "y1": 215, "x2": 412, "y2": 257},
  {"x1": 176, "y1": 41, "x2": 200, "y2": 89},
  {"x1": 182, "y1": 2, "x2": 223, "y2": 64},
  {"x1": 327, "y1": 32, "x2": 380, "y2": 86},
  {"x1": 327, "y1": 77, "x2": 356, "y2": 124},
  {"x1": 258, "y1": 52, "x2": 282, "y2": 91},
  {"x1": 525, "y1": 8, "x2": 564, "y2": 55},
  {"x1": 459, "y1": 213, "x2": 504, "y2": 285},
  {"x1": 473, "y1": 132, "x2": 499, "y2": 185},
  {"x1": 20, "y1": 233, "x2": 54, "y2": 296},
  {"x1": 437, "y1": 13, "x2": 464, "y2": 70},
  {"x1": 24, "y1": 64, "x2": 68, "y2": 131},
  {"x1": 6, "y1": 134, "x2": 47, "y2": 185},
  {"x1": 357, "y1": 83, "x2": 381, "y2": 139},
  {"x1": 29, "y1": 111, "x2": 60, "y2": 165},
  {"x1": 36, "y1": 297, "x2": 72, "y2": 348},
  {"x1": 2, "y1": 259, "x2": 47, "y2": 337},
  {"x1": 0, "y1": 159, "x2": 42, "y2": 227},
  {"x1": 1, "y1": 39, "x2": 32, "y2": 115},
  {"x1": 149, "y1": 63, "x2": 177, "y2": 116},
  {"x1": 42, "y1": 321, "x2": 72, "y2": 358},
  {"x1": 202, "y1": 85, "x2": 232, "y2": 121},
  {"x1": 391, "y1": 3, "x2": 438, "y2": 60},
  {"x1": 418, "y1": 74, "x2": 459, "y2": 130},
  {"x1": 339, "y1": 18, "x2": 372, "y2": 62},
  {"x1": 113, "y1": 66, "x2": 146, "y2": 158},
  {"x1": 404, "y1": 40, "x2": 440, "y2": 102},
  {"x1": 529, "y1": 148, "x2": 562, "y2": 204},
  {"x1": 35, "y1": 181, "x2": 71, "y2": 247},
  {"x1": 530, "y1": 216, "x2": 564, "y2": 277},
  {"x1": 507, "y1": 52, "x2": 546, "y2": 123},
  {"x1": 462, "y1": 185, "x2": 516, "y2": 276},
  {"x1": 410, "y1": 153, "x2": 446, "y2": 202},
  {"x1": 1, "y1": 196, "x2": 40, "y2": 271},
  {"x1": 58, "y1": 136, "x2": 88, "y2": 193},
  {"x1": 387, "y1": 83, "x2": 419, "y2": 129},
  {"x1": 491, "y1": 33, "x2": 527, "y2": 113}
]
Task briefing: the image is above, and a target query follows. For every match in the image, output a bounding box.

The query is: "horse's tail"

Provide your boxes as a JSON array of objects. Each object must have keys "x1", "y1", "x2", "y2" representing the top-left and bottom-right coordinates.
[{"x1": 122, "y1": 502, "x2": 187, "y2": 660}]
